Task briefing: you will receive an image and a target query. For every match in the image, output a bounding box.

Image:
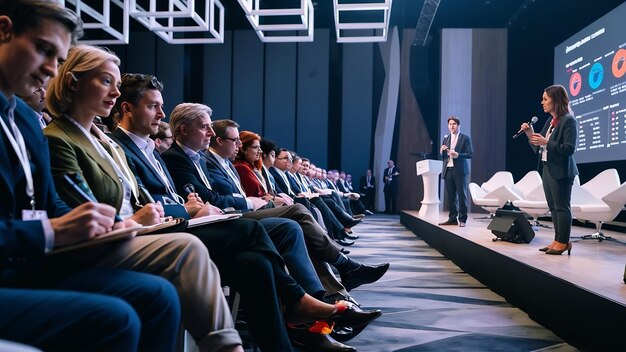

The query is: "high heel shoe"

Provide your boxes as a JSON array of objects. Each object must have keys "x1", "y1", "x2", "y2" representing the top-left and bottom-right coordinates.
[
  {"x1": 286, "y1": 299, "x2": 381, "y2": 328},
  {"x1": 545, "y1": 242, "x2": 572, "y2": 255},
  {"x1": 538, "y1": 246, "x2": 550, "y2": 252}
]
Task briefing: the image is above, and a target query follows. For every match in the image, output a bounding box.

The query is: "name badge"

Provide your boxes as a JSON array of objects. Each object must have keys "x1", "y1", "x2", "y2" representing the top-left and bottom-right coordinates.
[{"x1": 22, "y1": 209, "x2": 49, "y2": 221}]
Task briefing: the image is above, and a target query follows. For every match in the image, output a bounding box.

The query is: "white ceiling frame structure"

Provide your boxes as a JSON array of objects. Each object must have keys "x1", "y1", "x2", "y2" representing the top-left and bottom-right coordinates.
[
  {"x1": 58, "y1": 0, "x2": 130, "y2": 45},
  {"x1": 237, "y1": 0, "x2": 314, "y2": 43},
  {"x1": 129, "y1": 0, "x2": 225, "y2": 44},
  {"x1": 334, "y1": 0, "x2": 393, "y2": 43}
]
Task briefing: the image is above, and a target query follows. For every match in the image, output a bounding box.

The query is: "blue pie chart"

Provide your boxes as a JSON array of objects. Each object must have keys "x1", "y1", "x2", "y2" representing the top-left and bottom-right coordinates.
[{"x1": 588, "y1": 62, "x2": 604, "y2": 90}]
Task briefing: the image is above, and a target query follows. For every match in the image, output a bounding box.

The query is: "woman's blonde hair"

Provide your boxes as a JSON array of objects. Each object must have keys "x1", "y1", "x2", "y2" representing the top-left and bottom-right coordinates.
[{"x1": 46, "y1": 44, "x2": 120, "y2": 117}]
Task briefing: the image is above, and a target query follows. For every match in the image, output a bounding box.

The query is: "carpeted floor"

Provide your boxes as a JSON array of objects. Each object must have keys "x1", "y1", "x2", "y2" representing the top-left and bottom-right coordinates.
[
  {"x1": 324, "y1": 214, "x2": 577, "y2": 352},
  {"x1": 243, "y1": 213, "x2": 578, "y2": 351}
]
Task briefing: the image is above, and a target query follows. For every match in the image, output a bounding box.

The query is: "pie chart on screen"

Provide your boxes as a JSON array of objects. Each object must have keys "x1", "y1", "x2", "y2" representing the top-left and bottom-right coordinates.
[
  {"x1": 588, "y1": 62, "x2": 604, "y2": 90},
  {"x1": 613, "y1": 48, "x2": 626, "y2": 78},
  {"x1": 569, "y1": 72, "x2": 582, "y2": 96}
]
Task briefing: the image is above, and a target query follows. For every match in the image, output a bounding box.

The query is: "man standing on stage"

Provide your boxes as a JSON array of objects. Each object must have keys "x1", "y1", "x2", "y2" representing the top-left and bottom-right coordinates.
[
  {"x1": 383, "y1": 160, "x2": 400, "y2": 214},
  {"x1": 439, "y1": 116, "x2": 473, "y2": 227}
]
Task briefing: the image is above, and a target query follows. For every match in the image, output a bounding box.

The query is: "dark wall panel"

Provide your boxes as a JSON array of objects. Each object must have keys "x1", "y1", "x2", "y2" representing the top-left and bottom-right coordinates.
[
  {"x1": 231, "y1": 30, "x2": 264, "y2": 133},
  {"x1": 123, "y1": 31, "x2": 156, "y2": 75},
  {"x1": 341, "y1": 43, "x2": 374, "y2": 176},
  {"x1": 203, "y1": 31, "x2": 233, "y2": 119},
  {"x1": 296, "y1": 29, "x2": 330, "y2": 167},
  {"x1": 156, "y1": 40, "x2": 184, "y2": 117},
  {"x1": 264, "y1": 43, "x2": 297, "y2": 149}
]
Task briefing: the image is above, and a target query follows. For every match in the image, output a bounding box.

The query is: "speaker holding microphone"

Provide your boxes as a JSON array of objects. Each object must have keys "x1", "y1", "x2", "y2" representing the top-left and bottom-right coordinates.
[{"x1": 487, "y1": 208, "x2": 535, "y2": 243}]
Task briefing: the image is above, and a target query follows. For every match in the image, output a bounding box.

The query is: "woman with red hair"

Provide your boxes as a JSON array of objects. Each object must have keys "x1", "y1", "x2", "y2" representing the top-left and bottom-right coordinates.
[{"x1": 233, "y1": 131, "x2": 275, "y2": 201}]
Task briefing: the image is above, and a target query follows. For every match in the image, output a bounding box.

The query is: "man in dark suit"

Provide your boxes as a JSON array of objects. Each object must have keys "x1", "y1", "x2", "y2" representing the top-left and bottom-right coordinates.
[
  {"x1": 163, "y1": 108, "x2": 389, "y2": 295},
  {"x1": 439, "y1": 116, "x2": 473, "y2": 227},
  {"x1": 0, "y1": 2, "x2": 182, "y2": 350},
  {"x1": 360, "y1": 169, "x2": 376, "y2": 212},
  {"x1": 109, "y1": 76, "x2": 365, "y2": 350},
  {"x1": 383, "y1": 160, "x2": 400, "y2": 214}
]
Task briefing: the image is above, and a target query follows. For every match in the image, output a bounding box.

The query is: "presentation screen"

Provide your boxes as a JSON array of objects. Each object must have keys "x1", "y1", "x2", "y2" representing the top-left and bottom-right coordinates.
[{"x1": 553, "y1": 2, "x2": 626, "y2": 164}]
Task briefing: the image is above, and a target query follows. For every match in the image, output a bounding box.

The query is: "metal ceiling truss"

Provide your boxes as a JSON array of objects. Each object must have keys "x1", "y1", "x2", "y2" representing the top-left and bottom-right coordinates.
[
  {"x1": 333, "y1": 0, "x2": 393, "y2": 43},
  {"x1": 129, "y1": 0, "x2": 225, "y2": 44},
  {"x1": 236, "y1": 0, "x2": 314, "y2": 43},
  {"x1": 412, "y1": 0, "x2": 440, "y2": 46},
  {"x1": 58, "y1": 0, "x2": 394, "y2": 44},
  {"x1": 59, "y1": 0, "x2": 130, "y2": 45}
]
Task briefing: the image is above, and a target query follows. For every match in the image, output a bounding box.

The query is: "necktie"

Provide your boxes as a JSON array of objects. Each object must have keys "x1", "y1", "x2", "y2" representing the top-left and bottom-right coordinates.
[
  {"x1": 143, "y1": 142, "x2": 184, "y2": 204},
  {"x1": 225, "y1": 160, "x2": 246, "y2": 196},
  {"x1": 190, "y1": 152, "x2": 212, "y2": 190}
]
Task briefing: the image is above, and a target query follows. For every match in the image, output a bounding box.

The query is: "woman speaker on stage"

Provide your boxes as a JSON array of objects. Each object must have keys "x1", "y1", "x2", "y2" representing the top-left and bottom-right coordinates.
[{"x1": 521, "y1": 84, "x2": 578, "y2": 255}]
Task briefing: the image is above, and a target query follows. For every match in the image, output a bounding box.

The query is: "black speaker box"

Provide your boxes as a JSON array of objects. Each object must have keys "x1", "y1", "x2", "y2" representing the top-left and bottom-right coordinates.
[{"x1": 487, "y1": 208, "x2": 535, "y2": 243}]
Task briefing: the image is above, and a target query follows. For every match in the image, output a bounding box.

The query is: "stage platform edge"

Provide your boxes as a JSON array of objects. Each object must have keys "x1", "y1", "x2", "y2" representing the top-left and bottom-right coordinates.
[{"x1": 400, "y1": 210, "x2": 626, "y2": 351}]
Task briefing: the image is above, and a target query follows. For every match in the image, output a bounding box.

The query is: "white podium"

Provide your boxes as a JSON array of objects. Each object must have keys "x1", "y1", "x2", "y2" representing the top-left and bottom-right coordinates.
[{"x1": 416, "y1": 159, "x2": 443, "y2": 219}]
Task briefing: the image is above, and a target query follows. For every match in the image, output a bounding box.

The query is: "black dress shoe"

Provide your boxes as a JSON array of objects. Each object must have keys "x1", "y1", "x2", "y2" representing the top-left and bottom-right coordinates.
[
  {"x1": 438, "y1": 219, "x2": 458, "y2": 225},
  {"x1": 352, "y1": 214, "x2": 365, "y2": 220},
  {"x1": 344, "y1": 218, "x2": 361, "y2": 228},
  {"x1": 341, "y1": 263, "x2": 390, "y2": 291},
  {"x1": 340, "y1": 247, "x2": 351, "y2": 255},
  {"x1": 323, "y1": 293, "x2": 361, "y2": 308},
  {"x1": 365, "y1": 210, "x2": 374, "y2": 215},
  {"x1": 291, "y1": 330, "x2": 356, "y2": 352},
  {"x1": 329, "y1": 301, "x2": 382, "y2": 328},
  {"x1": 342, "y1": 231, "x2": 359, "y2": 240},
  {"x1": 330, "y1": 325, "x2": 353, "y2": 341},
  {"x1": 336, "y1": 238, "x2": 355, "y2": 246}
]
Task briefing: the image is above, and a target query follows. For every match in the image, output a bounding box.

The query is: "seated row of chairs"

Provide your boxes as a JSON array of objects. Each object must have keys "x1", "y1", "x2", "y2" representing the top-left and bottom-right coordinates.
[{"x1": 469, "y1": 169, "x2": 626, "y2": 238}]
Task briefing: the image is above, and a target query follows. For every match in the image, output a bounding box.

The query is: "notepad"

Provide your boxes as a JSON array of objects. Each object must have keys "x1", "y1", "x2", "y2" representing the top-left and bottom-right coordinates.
[
  {"x1": 137, "y1": 217, "x2": 185, "y2": 235},
  {"x1": 50, "y1": 225, "x2": 142, "y2": 254},
  {"x1": 187, "y1": 213, "x2": 242, "y2": 228}
]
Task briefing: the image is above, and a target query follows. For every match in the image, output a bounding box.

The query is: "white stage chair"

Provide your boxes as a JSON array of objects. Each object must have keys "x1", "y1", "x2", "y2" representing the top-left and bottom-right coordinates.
[
  {"x1": 571, "y1": 169, "x2": 623, "y2": 241},
  {"x1": 480, "y1": 171, "x2": 514, "y2": 193}
]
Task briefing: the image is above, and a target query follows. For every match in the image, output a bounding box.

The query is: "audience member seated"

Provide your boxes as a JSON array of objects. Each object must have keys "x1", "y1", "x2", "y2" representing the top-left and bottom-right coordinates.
[
  {"x1": 151, "y1": 120, "x2": 175, "y2": 154},
  {"x1": 0, "y1": 2, "x2": 182, "y2": 350},
  {"x1": 105, "y1": 74, "x2": 373, "y2": 350}
]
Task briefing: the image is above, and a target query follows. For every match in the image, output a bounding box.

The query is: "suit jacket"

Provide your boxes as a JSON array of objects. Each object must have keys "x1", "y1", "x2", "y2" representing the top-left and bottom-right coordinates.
[
  {"x1": 533, "y1": 114, "x2": 578, "y2": 180},
  {"x1": 110, "y1": 129, "x2": 190, "y2": 219},
  {"x1": 233, "y1": 159, "x2": 266, "y2": 198},
  {"x1": 270, "y1": 167, "x2": 295, "y2": 197},
  {"x1": 44, "y1": 116, "x2": 138, "y2": 212},
  {"x1": 359, "y1": 175, "x2": 376, "y2": 193},
  {"x1": 161, "y1": 142, "x2": 248, "y2": 210},
  {"x1": 383, "y1": 166, "x2": 400, "y2": 192},
  {"x1": 441, "y1": 133, "x2": 473, "y2": 178},
  {"x1": 1, "y1": 94, "x2": 73, "y2": 271},
  {"x1": 336, "y1": 179, "x2": 349, "y2": 193}
]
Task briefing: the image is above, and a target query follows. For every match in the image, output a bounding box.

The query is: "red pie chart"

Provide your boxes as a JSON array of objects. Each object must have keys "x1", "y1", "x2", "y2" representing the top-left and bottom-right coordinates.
[
  {"x1": 613, "y1": 48, "x2": 626, "y2": 78},
  {"x1": 569, "y1": 72, "x2": 582, "y2": 96}
]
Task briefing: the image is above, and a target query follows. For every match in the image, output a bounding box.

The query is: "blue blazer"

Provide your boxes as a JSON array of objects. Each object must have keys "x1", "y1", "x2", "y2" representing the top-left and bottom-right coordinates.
[
  {"x1": 441, "y1": 133, "x2": 473, "y2": 178},
  {"x1": 534, "y1": 114, "x2": 578, "y2": 180},
  {"x1": 161, "y1": 143, "x2": 247, "y2": 210},
  {"x1": 110, "y1": 129, "x2": 189, "y2": 219},
  {"x1": 202, "y1": 151, "x2": 253, "y2": 210},
  {"x1": 269, "y1": 167, "x2": 295, "y2": 197},
  {"x1": 1, "y1": 93, "x2": 72, "y2": 271}
]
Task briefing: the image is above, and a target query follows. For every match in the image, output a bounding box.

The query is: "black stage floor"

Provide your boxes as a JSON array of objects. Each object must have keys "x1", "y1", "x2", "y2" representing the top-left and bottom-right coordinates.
[{"x1": 400, "y1": 211, "x2": 626, "y2": 351}]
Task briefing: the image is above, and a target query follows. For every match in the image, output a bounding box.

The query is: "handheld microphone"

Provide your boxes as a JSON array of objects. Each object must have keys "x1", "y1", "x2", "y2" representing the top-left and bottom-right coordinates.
[
  {"x1": 513, "y1": 116, "x2": 538, "y2": 139},
  {"x1": 183, "y1": 183, "x2": 196, "y2": 196}
]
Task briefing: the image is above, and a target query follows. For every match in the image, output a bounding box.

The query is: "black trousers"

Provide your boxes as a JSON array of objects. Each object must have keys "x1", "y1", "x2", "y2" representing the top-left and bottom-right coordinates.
[
  {"x1": 542, "y1": 165, "x2": 574, "y2": 244},
  {"x1": 189, "y1": 218, "x2": 304, "y2": 352},
  {"x1": 444, "y1": 167, "x2": 468, "y2": 222}
]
